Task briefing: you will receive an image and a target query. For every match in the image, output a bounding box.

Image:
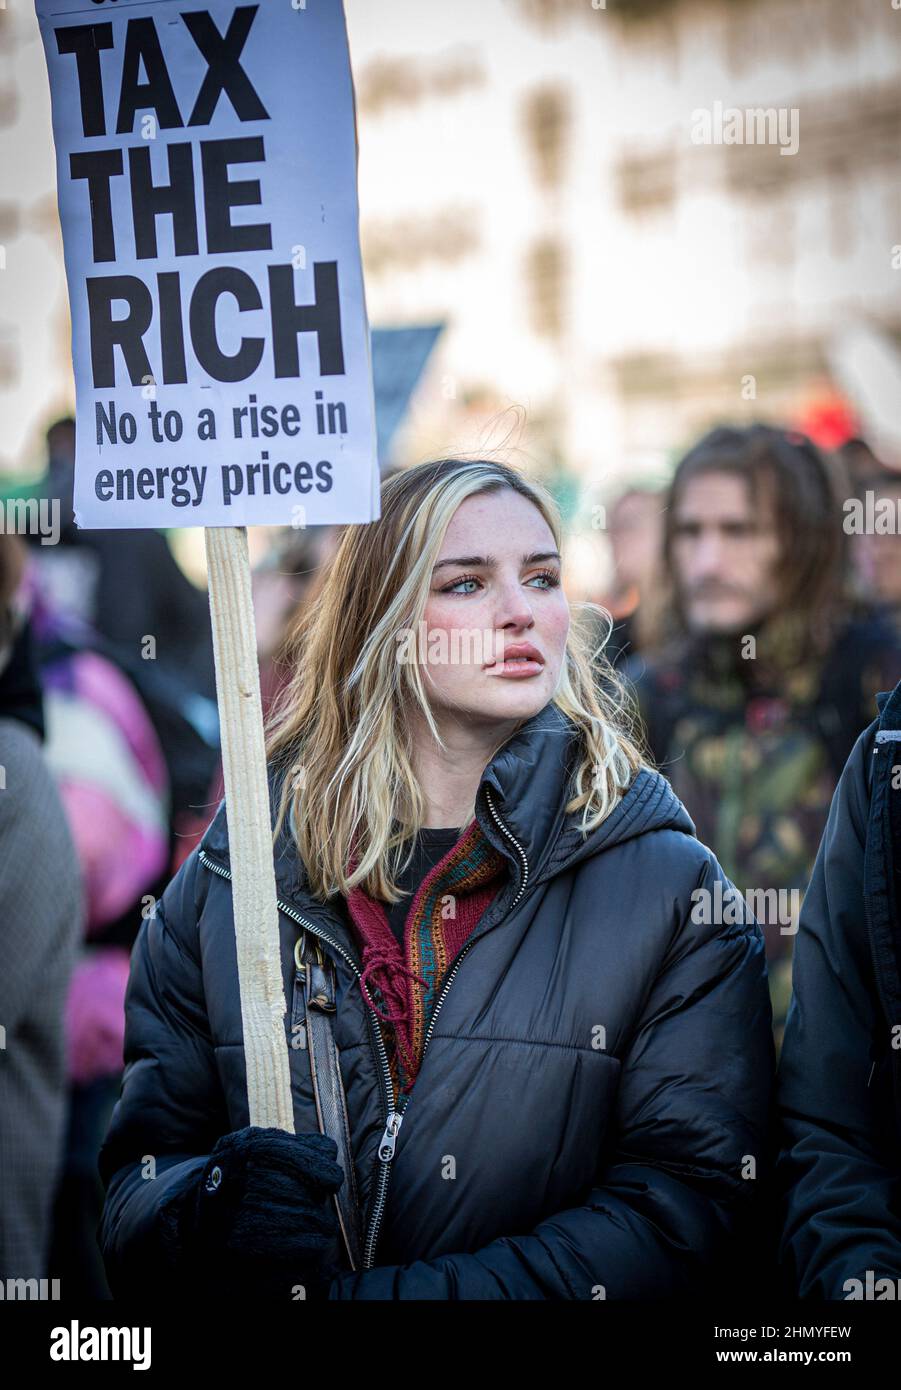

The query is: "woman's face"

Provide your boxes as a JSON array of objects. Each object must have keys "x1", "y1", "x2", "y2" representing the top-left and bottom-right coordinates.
[{"x1": 417, "y1": 488, "x2": 570, "y2": 729}]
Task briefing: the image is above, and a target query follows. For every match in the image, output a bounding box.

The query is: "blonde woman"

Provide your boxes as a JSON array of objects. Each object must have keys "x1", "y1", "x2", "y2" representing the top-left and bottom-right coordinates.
[{"x1": 98, "y1": 458, "x2": 774, "y2": 1300}]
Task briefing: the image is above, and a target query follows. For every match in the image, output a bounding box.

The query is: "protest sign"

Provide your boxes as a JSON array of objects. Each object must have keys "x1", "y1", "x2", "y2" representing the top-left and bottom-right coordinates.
[
  {"x1": 36, "y1": 0, "x2": 379, "y2": 1140},
  {"x1": 36, "y1": 0, "x2": 379, "y2": 529}
]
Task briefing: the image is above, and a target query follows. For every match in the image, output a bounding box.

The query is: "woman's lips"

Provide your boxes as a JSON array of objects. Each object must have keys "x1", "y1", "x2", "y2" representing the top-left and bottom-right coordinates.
[
  {"x1": 486, "y1": 649, "x2": 545, "y2": 678},
  {"x1": 490, "y1": 660, "x2": 544, "y2": 678}
]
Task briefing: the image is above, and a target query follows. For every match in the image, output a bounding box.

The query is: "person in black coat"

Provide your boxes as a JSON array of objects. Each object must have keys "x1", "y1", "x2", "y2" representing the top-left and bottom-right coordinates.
[
  {"x1": 776, "y1": 677, "x2": 901, "y2": 1297},
  {"x1": 97, "y1": 457, "x2": 775, "y2": 1300}
]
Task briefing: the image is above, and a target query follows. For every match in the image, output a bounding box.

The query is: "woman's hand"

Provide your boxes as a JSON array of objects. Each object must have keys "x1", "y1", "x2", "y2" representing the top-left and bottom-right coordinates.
[{"x1": 158, "y1": 1126, "x2": 346, "y2": 1299}]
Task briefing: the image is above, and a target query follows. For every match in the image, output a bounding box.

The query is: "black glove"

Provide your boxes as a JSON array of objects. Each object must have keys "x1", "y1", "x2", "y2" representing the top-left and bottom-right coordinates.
[{"x1": 158, "y1": 1127, "x2": 346, "y2": 1299}]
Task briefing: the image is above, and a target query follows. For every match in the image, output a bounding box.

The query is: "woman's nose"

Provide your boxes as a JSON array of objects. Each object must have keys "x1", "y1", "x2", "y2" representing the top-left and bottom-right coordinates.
[{"x1": 493, "y1": 584, "x2": 535, "y2": 631}]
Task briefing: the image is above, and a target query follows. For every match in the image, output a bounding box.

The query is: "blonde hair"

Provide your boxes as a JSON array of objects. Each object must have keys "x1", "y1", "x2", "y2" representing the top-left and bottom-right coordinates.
[{"x1": 266, "y1": 458, "x2": 646, "y2": 901}]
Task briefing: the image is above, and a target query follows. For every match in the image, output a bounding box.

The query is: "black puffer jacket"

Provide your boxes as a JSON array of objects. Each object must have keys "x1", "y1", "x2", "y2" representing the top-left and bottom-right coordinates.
[
  {"x1": 776, "y1": 681, "x2": 901, "y2": 1297},
  {"x1": 98, "y1": 702, "x2": 774, "y2": 1299}
]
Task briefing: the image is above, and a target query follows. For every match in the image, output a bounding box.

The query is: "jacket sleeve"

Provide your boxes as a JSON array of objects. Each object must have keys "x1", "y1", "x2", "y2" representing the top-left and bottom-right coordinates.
[
  {"x1": 330, "y1": 849, "x2": 775, "y2": 1299},
  {"x1": 775, "y1": 723, "x2": 901, "y2": 1298},
  {"x1": 97, "y1": 851, "x2": 230, "y2": 1294}
]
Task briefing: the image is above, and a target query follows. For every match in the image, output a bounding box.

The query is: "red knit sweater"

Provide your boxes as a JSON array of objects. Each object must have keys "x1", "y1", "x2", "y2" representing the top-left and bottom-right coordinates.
[{"x1": 345, "y1": 818, "x2": 507, "y2": 1103}]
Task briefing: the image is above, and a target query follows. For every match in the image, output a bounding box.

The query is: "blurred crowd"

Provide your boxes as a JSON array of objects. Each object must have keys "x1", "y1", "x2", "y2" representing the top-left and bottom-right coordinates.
[
  {"x1": 1, "y1": 415, "x2": 900, "y2": 1294},
  {"x1": 0, "y1": 419, "x2": 335, "y2": 1294},
  {"x1": 601, "y1": 426, "x2": 901, "y2": 1047}
]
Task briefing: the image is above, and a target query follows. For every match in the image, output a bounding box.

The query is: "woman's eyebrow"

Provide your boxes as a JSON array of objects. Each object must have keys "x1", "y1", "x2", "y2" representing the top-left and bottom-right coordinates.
[
  {"x1": 432, "y1": 549, "x2": 561, "y2": 574},
  {"x1": 432, "y1": 554, "x2": 492, "y2": 572}
]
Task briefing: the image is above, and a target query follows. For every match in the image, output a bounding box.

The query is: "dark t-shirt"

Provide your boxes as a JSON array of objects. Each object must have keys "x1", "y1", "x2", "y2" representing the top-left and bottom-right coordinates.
[{"x1": 386, "y1": 827, "x2": 460, "y2": 946}]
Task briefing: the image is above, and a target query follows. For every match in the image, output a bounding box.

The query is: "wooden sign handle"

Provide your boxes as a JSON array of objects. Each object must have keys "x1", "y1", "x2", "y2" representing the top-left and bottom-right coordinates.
[{"x1": 205, "y1": 525, "x2": 295, "y2": 1132}]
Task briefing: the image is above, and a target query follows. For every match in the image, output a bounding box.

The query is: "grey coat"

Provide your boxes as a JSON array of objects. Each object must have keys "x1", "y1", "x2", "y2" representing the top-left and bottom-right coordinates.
[{"x1": 0, "y1": 719, "x2": 81, "y2": 1281}]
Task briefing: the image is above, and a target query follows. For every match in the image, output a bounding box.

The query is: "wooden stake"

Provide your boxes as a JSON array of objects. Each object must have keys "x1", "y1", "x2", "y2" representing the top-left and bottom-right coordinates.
[{"x1": 205, "y1": 525, "x2": 294, "y2": 1132}]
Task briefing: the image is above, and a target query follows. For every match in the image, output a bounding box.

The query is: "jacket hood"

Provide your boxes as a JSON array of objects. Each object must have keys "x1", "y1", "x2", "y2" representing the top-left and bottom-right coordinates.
[
  {"x1": 474, "y1": 700, "x2": 695, "y2": 886},
  {"x1": 199, "y1": 700, "x2": 694, "y2": 903}
]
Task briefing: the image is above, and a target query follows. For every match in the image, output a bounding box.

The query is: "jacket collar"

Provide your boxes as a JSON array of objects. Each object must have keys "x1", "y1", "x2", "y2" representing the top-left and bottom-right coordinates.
[
  {"x1": 474, "y1": 700, "x2": 695, "y2": 889},
  {"x1": 198, "y1": 706, "x2": 573, "y2": 903},
  {"x1": 198, "y1": 700, "x2": 694, "y2": 920},
  {"x1": 473, "y1": 701, "x2": 581, "y2": 890},
  {"x1": 876, "y1": 679, "x2": 901, "y2": 724},
  {"x1": 199, "y1": 766, "x2": 308, "y2": 902}
]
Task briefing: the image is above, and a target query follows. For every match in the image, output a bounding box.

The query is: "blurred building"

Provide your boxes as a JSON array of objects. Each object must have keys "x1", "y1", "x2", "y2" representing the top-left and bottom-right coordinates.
[
  {"x1": 2, "y1": 0, "x2": 899, "y2": 499},
  {"x1": 348, "y1": 0, "x2": 901, "y2": 488}
]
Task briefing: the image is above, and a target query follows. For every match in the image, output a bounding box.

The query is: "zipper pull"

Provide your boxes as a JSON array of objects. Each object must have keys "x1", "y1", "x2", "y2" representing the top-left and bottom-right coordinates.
[{"x1": 378, "y1": 1111, "x2": 404, "y2": 1162}]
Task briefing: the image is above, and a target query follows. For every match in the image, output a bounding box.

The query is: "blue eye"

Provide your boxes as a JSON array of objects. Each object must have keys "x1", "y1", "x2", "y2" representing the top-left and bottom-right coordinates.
[
  {"x1": 441, "y1": 574, "x2": 482, "y2": 595},
  {"x1": 439, "y1": 569, "x2": 560, "y2": 595}
]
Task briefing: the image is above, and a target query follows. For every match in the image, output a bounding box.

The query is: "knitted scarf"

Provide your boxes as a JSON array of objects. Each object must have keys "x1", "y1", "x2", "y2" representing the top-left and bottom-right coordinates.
[{"x1": 345, "y1": 818, "x2": 508, "y2": 1103}]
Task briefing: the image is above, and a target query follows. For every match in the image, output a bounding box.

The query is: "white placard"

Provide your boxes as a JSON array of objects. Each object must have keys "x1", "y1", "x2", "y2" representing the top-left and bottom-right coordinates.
[{"x1": 36, "y1": 0, "x2": 380, "y2": 529}]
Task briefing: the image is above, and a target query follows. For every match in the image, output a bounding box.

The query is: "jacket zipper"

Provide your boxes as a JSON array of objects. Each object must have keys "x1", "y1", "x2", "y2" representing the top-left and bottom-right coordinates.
[
  {"x1": 197, "y1": 788, "x2": 530, "y2": 1271},
  {"x1": 418, "y1": 786, "x2": 530, "y2": 1063},
  {"x1": 197, "y1": 847, "x2": 396, "y2": 1270},
  {"x1": 362, "y1": 786, "x2": 532, "y2": 1259}
]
